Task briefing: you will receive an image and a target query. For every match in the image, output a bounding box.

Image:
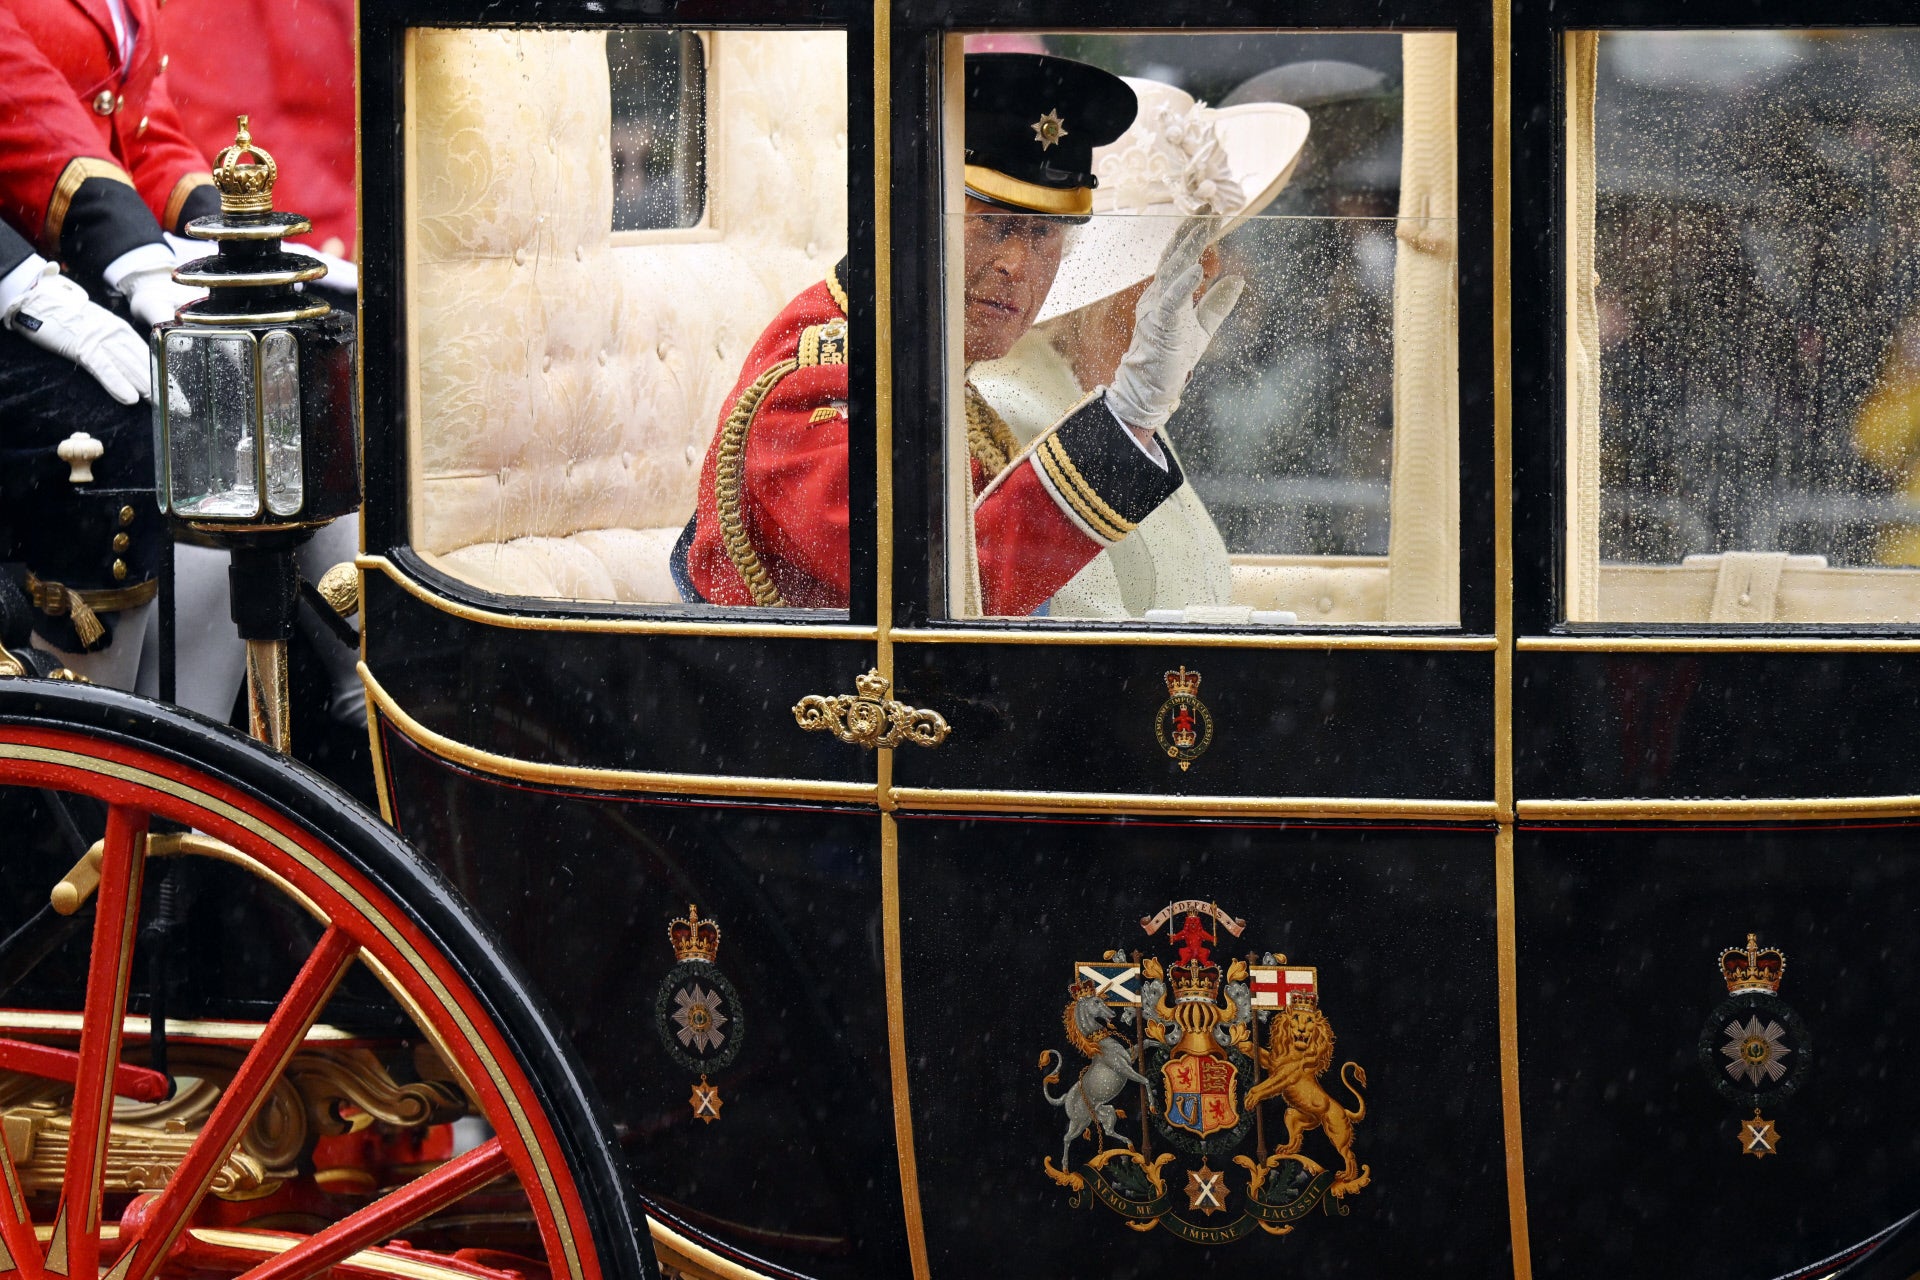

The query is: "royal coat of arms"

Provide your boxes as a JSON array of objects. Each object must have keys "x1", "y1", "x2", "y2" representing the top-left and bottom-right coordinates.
[
  {"x1": 1038, "y1": 900, "x2": 1369, "y2": 1245},
  {"x1": 654, "y1": 905, "x2": 744, "y2": 1123},
  {"x1": 1696, "y1": 932, "x2": 1809, "y2": 1157}
]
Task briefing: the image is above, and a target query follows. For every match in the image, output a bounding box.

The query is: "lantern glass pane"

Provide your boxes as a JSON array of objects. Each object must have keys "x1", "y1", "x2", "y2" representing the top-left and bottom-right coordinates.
[
  {"x1": 167, "y1": 330, "x2": 261, "y2": 520},
  {"x1": 149, "y1": 334, "x2": 167, "y2": 513},
  {"x1": 260, "y1": 330, "x2": 304, "y2": 517}
]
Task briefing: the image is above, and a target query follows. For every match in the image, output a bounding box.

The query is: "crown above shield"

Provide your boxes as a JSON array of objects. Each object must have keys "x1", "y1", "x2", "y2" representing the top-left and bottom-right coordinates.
[
  {"x1": 670, "y1": 904, "x2": 722, "y2": 964},
  {"x1": 1164, "y1": 667, "x2": 1201, "y2": 698},
  {"x1": 1719, "y1": 932, "x2": 1785, "y2": 995}
]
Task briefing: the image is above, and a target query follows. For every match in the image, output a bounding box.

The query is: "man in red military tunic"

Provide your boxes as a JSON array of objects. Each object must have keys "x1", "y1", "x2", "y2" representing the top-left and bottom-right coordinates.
[
  {"x1": 0, "y1": 0, "x2": 218, "y2": 675},
  {"x1": 0, "y1": 0, "x2": 216, "y2": 323},
  {"x1": 676, "y1": 53, "x2": 1244, "y2": 615}
]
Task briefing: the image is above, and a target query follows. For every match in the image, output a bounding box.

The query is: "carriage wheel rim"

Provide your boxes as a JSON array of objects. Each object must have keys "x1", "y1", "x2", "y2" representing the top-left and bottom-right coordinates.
[{"x1": 0, "y1": 726, "x2": 602, "y2": 1280}]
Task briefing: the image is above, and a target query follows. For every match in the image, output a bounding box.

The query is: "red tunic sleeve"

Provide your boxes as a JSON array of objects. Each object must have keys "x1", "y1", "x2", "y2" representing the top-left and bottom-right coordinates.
[{"x1": 973, "y1": 393, "x2": 1184, "y2": 617}]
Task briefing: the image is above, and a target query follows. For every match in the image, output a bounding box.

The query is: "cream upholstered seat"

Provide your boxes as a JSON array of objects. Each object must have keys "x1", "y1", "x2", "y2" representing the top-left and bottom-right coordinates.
[{"x1": 404, "y1": 29, "x2": 848, "y2": 603}]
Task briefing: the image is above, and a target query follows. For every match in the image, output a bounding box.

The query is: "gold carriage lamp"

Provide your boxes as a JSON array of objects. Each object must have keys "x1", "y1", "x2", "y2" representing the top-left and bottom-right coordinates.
[{"x1": 149, "y1": 116, "x2": 361, "y2": 749}]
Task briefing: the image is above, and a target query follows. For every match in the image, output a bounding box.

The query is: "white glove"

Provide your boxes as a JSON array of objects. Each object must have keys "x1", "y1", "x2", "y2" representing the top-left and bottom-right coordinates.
[
  {"x1": 105, "y1": 241, "x2": 205, "y2": 331},
  {"x1": 1103, "y1": 215, "x2": 1246, "y2": 433},
  {"x1": 1, "y1": 259, "x2": 151, "y2": 405}
]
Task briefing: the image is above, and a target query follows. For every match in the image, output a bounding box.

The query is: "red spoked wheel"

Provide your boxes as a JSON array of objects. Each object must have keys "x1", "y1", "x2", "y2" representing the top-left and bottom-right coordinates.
[{"x1": 0, "y1": 681, "x2": 652, "y2": 1280}]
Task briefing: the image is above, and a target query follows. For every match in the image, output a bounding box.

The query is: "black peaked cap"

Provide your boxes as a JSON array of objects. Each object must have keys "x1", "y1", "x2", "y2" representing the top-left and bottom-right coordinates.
[{"x1": 964, "y1": 54, "x2": 1136, "y2": 210}]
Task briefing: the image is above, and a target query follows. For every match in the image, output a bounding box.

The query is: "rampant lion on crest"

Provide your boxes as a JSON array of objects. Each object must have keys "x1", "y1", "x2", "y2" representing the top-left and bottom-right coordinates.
[{"x1": 1243, "y1": 1000, "x2": 1370, "y2": 1194}]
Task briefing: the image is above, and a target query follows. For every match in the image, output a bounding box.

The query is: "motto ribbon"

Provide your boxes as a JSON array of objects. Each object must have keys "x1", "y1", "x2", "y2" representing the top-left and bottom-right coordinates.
[{"x1": 1140, "y1": 900, "x2": 1248, "y2": 938}]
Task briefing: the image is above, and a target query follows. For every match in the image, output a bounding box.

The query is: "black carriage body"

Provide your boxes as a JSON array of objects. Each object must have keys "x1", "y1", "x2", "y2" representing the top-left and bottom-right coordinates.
[{"x1": 340, "y1": 0, "x2": 1920, "y2": 1277}]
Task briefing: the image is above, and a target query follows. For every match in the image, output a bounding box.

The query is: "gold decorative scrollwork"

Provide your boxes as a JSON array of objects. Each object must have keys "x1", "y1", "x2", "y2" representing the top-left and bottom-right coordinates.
[{"x1": 792, "y1": 669, "x2": 950, "y2": 750}]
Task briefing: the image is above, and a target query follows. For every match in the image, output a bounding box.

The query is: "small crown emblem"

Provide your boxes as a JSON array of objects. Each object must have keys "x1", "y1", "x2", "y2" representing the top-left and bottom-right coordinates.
[
  {"x1": 1068, "y1": 975, "x2": 1099, "y2": 1002},
  {"x1": 212, "y1": 115, "x2": 278, "y2": 216},
  {"x1": 1719, "y1": 932, "x2": 1785, "y2": 995},
  {"x1": 1168, "y1": 959, "x2": 1221, "y2": 1004},
  {"x1": 854, "y1": 669, "x2": 893, "y2": 699},
  {"x1": 1164, "y1": 667, "x2": 1201, "y2": 698},
  {"x1": 669, "y1": 904, "x2": 722, "y2": 964}
]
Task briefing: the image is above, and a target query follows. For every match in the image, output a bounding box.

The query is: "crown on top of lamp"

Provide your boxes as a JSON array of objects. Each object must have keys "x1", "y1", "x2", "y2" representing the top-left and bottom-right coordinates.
[{"x1": 212, "y1": 115, "x2": 278, "y2": 215}]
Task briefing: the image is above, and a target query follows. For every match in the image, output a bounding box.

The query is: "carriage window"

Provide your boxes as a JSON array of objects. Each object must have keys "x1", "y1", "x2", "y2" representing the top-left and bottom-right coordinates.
[
  {"x1": 404, "y1": 28, "x2": 848, "y2": 610},
  {"x1": 608, "y1": 31, "x2": 708, "y2": 234},
  {"x1": 946, "y1": 32, "x2": 1459, "y2": 623},
  {"x1": 1566, "y1": 29, "x2": 1920, "y2": 624}
]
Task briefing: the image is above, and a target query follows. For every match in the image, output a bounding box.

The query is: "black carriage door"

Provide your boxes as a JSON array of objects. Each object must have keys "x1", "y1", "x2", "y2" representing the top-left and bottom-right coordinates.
[{"x1": 880, "y1": 4, "x2": 1515, "y2": 1276}]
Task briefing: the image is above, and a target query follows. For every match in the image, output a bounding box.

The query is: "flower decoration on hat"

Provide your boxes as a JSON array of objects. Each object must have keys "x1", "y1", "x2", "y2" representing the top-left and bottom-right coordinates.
[{"x1": 1097, "y1": 97, "x2": 1245, "y2": 217}]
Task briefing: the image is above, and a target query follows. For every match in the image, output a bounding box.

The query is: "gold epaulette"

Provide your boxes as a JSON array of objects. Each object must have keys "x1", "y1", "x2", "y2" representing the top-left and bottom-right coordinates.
[{"x1": 798, "y1": 319, "x2": 848, "y2": 368}]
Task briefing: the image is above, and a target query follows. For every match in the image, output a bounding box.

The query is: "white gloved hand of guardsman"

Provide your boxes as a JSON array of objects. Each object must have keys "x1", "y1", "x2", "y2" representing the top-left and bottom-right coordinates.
[
  {"x1": 1104, "y1": 213, "x2": 1246, "y2": 434},
  {"x1": 0, "y1": 255, "x2": 152, "y2": 405},
  {"x1": 104, "y1": 240, "x2": 207, "y2": 331}
]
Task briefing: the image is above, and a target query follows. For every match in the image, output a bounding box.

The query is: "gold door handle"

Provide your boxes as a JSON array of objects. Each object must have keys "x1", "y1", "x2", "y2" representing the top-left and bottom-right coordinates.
[{"x1": 793, "y1": 669, "x2": 950, "y2": 750}]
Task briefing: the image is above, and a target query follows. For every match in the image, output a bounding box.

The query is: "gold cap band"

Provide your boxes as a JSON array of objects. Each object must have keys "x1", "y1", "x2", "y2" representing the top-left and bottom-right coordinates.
[{"x1": 963, "y1": 165, "x2": 1091, "y2": 217}]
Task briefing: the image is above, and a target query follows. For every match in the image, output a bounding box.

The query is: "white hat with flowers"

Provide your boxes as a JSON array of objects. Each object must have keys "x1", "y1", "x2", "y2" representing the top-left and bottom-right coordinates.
[{"x1": 1035, "y1": 76, "x2": 1310, "y2": 323}]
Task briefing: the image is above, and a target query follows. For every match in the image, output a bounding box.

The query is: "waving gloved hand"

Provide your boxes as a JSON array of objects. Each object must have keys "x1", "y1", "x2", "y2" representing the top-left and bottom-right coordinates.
[
  {"x1": 1, "y1": 259, "x2": 151, "y2": 405},
  {"x1": 1103, "y1": 214, "x2": 1246, "y2": 434},
  {"x1": 105, "y1": 241, "x2": 206, "y2": 331}
]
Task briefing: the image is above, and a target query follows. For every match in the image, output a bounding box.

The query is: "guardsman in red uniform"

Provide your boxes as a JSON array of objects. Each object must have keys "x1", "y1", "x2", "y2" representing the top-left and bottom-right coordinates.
[
  {"x1": 0, "y1": 0, "x2": 213, "y2": 677},
  {"x1": 0, "y1": 0, "x2": 215, "y2": 323},
  {"x1": 676, "y1": 53, "x2": 1245, "y2": 615}
]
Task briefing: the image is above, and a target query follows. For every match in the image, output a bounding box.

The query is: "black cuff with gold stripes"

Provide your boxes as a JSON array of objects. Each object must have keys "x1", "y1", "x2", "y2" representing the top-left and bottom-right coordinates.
[
  {"x1": 49, "y1": 162, "x2": 166, "y2": 286},
  {"x1": 170, "y1": 180, "x2": 219, "y2": 234},
  {"x1": 1032, "y1": 396, "x2": 1183, "y2": 545}
]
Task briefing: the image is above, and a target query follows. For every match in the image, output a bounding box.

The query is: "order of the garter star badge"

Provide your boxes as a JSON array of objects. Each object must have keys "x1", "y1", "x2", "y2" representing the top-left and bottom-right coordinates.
[
  {"x1": 1154, "y1": 666, "x2": 1213, "y2": 771},
  {"x1": 1039, "y1": 899, "x2": 1369, "y2": 1245},
  {"x1": 1696, "y1": 932, "x2": 1809, "y2": 1157},
  {"x1": 655, "y1": 905, "x2": 744, "y2": 1123}
]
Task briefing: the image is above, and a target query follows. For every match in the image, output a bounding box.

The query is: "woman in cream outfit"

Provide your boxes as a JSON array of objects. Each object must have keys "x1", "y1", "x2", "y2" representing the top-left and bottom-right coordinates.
[{"x1": 969, "y1": 76, "x2": 1308, "y2": 619}]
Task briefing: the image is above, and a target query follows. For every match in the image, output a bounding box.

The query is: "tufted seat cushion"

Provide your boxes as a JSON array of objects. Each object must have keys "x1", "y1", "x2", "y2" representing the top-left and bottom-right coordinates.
[{"x1": 406, "y1": 28, "x2": 848, "y2": 603}]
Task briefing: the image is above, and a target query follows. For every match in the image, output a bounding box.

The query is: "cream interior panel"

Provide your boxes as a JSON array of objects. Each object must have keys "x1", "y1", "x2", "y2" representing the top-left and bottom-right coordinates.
[{"x1": 407, "y1": 28, "x2": 848, "y2": 603}]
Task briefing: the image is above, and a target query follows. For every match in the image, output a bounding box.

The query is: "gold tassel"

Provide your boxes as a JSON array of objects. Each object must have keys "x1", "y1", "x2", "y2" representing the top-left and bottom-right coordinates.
[{"x1": 65, "y1": 590, "x2": 104, "y2": 648}]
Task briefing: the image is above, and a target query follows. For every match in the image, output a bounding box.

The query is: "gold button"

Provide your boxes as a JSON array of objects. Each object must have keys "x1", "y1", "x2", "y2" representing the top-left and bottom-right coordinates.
[
  {"x1": 111, "y1": 560, "x2": 127, "y2": 582},
  {"x1": 112, "y1": 533, "x2": 130, "y2": 552},
  {"x1": 92, "y1": 90, "x2": 114, "y2": 115},
  {"x1": 116, "y1": 94, "x2": 125, "y2": 112},
  {"x1": 118, "y1": 505, "x2": 135, "y2": 527},
  {"x1": 160, "y1": 54, "x2": 169, "y2": 71},
  {"x1": 137, "y1": 116, "x2": 149, "y2": 137}
]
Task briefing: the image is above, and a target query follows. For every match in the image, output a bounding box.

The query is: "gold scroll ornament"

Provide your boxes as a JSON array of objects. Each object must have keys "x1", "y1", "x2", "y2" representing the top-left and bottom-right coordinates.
[{"x1": 793, "y1": 669, "x2": 949, "y2": 749}]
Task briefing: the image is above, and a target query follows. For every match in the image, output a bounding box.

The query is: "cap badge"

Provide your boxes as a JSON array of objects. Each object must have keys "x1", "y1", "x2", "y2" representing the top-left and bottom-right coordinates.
[{"x1": 1031, "y1": 108, "x2": 1068, "y2": 151}]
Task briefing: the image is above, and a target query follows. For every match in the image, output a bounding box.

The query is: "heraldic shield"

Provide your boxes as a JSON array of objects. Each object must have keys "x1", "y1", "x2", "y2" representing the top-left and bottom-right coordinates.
[{"x1": 1038, "y1": 900, "x2": 1370, "y2": 1246}]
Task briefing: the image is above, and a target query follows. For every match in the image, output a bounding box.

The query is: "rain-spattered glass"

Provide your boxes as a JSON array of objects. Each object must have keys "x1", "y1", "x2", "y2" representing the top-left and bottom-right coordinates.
[
  {"x1": 149, "y1": 339, "x2": 166, "y2": 513},
  {"x1": 948, "y1": 32, "x2": 1459, "y2": 624},
  {"x1": 608, "y1": 30, "x2": 707, "y2": 232},
  {"x1": 1570, "y1": 29, "x2": 1920, "y2": 623},
  {"x1": 260, "y1": 330, "x2": 304, "y2": 518},
  {"x1": 404, "y1": 28, "x2": 848, "y2": 609},
  {"x1": 165, "y1": 330, "x2": 262, "y2": 520}
]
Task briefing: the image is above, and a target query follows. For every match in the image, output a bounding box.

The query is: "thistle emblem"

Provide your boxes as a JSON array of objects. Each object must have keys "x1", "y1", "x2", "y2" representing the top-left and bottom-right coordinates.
[
  {"x1": 1697, "y1": 932, "x2": 1808, "y2": 1155},
  {"x1": 655, "y1": 905, "x2": 745, "y2": 1123},
  {"x1": 1031, "y1": 108, "x2": 1068, "y2": 151}
]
